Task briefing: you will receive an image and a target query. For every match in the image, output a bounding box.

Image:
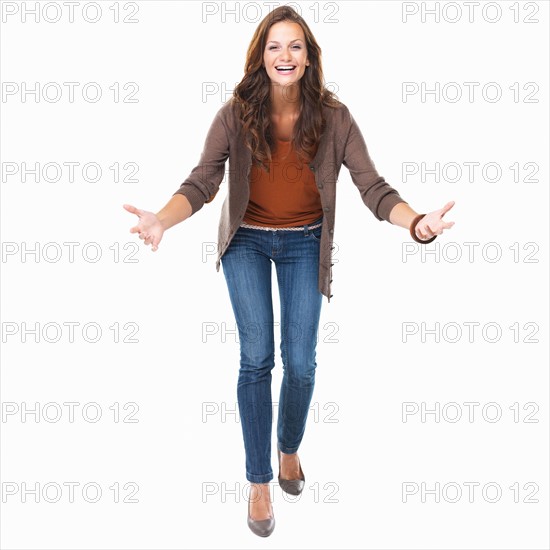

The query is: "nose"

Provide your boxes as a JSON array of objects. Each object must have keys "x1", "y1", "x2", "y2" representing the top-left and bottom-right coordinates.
[{"x1": 278, "y1": 48, "x2": 293, "y2": 62}]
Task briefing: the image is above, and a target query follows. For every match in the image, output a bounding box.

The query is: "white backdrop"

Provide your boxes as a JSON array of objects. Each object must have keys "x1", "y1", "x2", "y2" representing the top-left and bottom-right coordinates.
[{"x1": 1, "y1": 1, "x2": 548, "y2": 549}]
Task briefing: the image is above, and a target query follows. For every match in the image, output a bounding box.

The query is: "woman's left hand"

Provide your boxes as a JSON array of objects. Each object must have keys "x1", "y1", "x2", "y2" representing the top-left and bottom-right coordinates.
[{"x1": 415, "y1": 200, "x2": 456, "y2": 240}]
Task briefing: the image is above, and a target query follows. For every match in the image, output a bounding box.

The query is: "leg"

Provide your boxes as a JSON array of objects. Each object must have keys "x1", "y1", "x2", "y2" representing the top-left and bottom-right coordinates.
[
  {"x1": 221, "y1": 227, "x2": 275, "y2": 484},
  {"x1": 274, "y1": 228, "x2": 323, "y2": 456}
]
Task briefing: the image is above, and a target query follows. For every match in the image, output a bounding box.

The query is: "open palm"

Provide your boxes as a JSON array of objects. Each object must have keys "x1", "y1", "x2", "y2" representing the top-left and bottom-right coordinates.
[{"x1": 123, "y1": 203, "x2": 164, "y2": 251}]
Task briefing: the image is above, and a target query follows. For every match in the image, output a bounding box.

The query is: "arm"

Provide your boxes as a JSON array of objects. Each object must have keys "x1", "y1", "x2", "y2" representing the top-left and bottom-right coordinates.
[
  {"x1": 342, "y1": 108, "x2": 456, "y2": 240},
  {"x1": 155, "y1": 193, "x2": 193, "y2": 231},
  {"x1": 124, "y1": 105, "x2": 231, "y2": 250},
  {"x1": 158, "y1": 105, "x2": 231, "y2": 230},
  {"x1": 171, "y1": 106, "x2": 231, "y2": 216},
  {"x1": 342, "y1": 109, "x2": 408, "y2": 223}
]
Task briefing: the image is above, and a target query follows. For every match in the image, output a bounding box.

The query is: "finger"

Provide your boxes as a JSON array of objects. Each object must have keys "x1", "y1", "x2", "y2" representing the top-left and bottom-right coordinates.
[
  {"x1": 416, "y1": 226, "x2": 428, "y2": 240},
  {"x1": 130, "y1": 226, "x2": 141, "y2": 234},
  {"x1": 423, "y1": 224, "x2": 435, "y2": 238},
  {"x1": 442, "y1": 221, "x2": 455, "y2": 229},
  {"x1": 439, "y1": 201, "x2": 455, "y2": 217}
]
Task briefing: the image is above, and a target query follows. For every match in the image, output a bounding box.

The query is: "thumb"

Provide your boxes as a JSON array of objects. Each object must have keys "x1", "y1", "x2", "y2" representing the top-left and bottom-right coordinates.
[{"x1": 123, "y1": 204, "x2": 144, "y2": 217}]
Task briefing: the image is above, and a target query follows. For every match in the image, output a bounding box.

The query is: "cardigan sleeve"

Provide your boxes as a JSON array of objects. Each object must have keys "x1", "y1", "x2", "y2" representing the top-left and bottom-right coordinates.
[
  {"x1": 342, "y1": 109, "x2": 408, "y2": 222},
  {"x1": 172, "y1": 106, "x2": 230, "y2": 216}
]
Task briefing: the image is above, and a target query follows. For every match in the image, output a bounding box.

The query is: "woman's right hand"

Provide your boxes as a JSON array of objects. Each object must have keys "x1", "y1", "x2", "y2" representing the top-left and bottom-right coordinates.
[{"x1": 123, "y1": 204, "x2": 164, "y2": 252}]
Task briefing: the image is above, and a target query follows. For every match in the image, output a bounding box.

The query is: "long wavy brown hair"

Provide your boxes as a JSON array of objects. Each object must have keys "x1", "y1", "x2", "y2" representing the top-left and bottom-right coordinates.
[{"x1": 232, "y1": 5, "x2": 341, "y2": 171}]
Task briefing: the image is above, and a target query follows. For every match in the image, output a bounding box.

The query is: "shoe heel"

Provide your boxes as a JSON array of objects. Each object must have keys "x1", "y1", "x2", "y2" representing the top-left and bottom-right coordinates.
[{"x1": 277, "y1": 446, "x2": 305, "y2": 496}]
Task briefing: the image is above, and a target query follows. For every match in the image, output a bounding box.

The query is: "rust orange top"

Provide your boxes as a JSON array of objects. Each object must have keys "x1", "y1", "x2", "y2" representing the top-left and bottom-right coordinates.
[{"x1": 242, "y1": 139, "x2": 323, "y2": 227}]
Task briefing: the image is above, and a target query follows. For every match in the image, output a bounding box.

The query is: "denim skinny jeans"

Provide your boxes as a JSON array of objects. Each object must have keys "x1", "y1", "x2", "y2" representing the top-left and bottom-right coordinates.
[{"x1": 220, "y1": 216, "x2": 324, "y2": 483}]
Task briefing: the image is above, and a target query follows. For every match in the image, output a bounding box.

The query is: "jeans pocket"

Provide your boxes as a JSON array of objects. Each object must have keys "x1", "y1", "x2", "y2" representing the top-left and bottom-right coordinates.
[{"x1": 308, "y1": 225, "x2": 323, "y2": 242}]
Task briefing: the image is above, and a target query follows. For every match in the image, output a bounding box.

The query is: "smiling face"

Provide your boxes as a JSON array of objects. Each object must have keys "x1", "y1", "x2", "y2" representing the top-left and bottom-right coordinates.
[{"x1": 263, "y1": 21, "x2": 310, "y2": 85}]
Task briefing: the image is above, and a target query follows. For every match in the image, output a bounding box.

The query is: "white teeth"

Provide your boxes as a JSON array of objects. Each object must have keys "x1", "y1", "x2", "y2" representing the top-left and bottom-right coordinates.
[{"x1": 276, "y1": 66, "x2": 295, "y2": 70}]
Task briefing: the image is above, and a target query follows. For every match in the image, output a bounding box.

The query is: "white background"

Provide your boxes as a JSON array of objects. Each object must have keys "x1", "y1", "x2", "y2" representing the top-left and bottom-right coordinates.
[{"x1": 1, "y1": 1, "x2": 548, "y2": 548}]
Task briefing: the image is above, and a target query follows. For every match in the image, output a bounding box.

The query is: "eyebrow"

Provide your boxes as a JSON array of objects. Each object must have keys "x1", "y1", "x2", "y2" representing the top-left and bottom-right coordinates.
[{"x1": 266, "y1": 39, "x2": 304, "y2": 44}]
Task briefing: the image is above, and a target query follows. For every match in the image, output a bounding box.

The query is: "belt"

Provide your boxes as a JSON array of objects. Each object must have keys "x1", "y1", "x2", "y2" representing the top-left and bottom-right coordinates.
[{"x1": 240, "y1": 218, "x2": 323, "y2": 231}]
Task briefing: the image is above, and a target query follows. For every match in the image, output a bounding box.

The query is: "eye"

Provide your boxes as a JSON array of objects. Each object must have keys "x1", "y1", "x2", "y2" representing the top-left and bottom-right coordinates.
[{"x1": 267, "y1": 45, "x2": 302, "y2": 50}]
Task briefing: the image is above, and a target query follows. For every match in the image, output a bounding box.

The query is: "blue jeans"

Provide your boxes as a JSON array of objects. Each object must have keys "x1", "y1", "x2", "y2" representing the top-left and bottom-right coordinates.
[{"x1": 220, "y1": 216, "x2": 324, "y2": 483}]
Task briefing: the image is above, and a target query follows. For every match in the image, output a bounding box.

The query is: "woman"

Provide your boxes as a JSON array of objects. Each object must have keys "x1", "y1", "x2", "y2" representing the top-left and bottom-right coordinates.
[{"x1": 124, "y1": 6, "x2": 455, "y2": 537}]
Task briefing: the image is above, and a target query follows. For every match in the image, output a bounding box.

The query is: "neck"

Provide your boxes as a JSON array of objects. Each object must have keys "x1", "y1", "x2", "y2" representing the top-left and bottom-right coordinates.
[{"x1": 269, "y1": 82, "x2": 301, "y2": 116}]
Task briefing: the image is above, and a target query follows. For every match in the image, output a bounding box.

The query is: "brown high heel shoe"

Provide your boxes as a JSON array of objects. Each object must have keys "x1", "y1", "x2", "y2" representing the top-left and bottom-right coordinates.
[
  {"x1": 277, "y1": 447, "x2": 305, "y2": 495},
  {"x1": 247, "y1": 483, "x2": 275, "y2": 537}
]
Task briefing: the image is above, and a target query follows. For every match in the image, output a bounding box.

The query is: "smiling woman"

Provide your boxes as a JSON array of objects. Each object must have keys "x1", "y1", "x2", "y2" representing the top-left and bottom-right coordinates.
[{"x1": 123, "y1": 4, "x2": 455, "y2": 539}]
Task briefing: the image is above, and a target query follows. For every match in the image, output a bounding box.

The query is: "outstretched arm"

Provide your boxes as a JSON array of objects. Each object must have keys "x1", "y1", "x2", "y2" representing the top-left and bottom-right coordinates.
[
  {"x1": 342, "y1": 107, "x2": 455, "y2": 240},
  {"x1": 124, "y1": 103, "x2": 231, "y2": 251}
]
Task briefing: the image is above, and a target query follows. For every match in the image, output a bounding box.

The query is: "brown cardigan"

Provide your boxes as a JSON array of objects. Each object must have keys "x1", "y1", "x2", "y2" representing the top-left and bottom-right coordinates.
[{"x1": 173, "y1": 98, "x2": 408, "y2": 302}]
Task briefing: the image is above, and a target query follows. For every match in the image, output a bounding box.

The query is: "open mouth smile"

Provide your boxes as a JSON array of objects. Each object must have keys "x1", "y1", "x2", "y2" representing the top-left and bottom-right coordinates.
[{"x1": 275, "y1": 65, "x2": 297, "y2": 75}]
